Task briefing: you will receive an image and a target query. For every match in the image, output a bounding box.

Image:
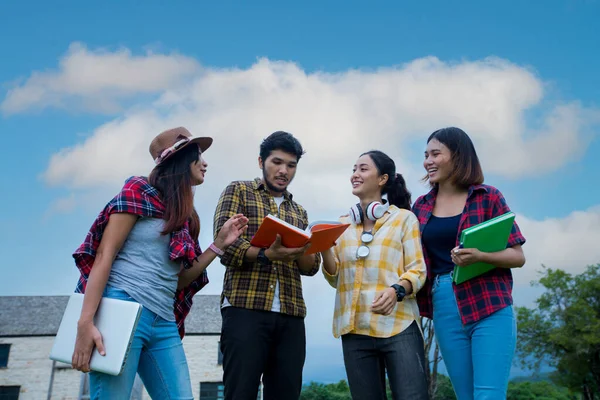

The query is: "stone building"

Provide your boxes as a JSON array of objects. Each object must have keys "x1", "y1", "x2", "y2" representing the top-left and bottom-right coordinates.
[{"x1": 0, "y1": 295, "x2": 249, "y2": 400}]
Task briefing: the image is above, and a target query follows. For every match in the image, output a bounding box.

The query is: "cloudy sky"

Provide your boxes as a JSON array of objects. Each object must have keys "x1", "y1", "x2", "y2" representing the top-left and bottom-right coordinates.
[{"x1": 1, "y1": 0, "x2": 599, "y2": 382}]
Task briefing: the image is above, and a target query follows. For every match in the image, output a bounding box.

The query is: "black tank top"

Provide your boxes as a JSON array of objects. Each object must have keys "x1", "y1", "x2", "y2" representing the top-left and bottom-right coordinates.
[{"x1": 422, "y1": 214, "x2": 461, "y2": 276}]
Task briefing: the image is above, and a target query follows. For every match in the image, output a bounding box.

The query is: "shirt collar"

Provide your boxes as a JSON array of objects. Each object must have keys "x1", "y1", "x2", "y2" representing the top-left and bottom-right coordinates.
[
  {"x1": 423, "y1": 184, "x2": 488, "y2": 204},
  {"x1": 253, "y1": 177, "x2": 294, "y2": 201}
]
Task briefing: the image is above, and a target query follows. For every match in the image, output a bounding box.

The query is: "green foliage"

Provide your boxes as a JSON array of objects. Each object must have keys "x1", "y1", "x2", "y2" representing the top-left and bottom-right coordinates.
[
  {"x1": 300, "y1": 375, "x2": 576, "y2": 400},
  {"x1": 432, "y1": 374, "x2": 457, "y2": 400},
  {"x1": 516, "y1": 264, "x2": 600, "y2": 397},
  {"x1": 300, "y1": 381, "x2": 351, "y2": 400},
  {"x1": 507, "y1": 380, "x2": 577, "y2": 400}
]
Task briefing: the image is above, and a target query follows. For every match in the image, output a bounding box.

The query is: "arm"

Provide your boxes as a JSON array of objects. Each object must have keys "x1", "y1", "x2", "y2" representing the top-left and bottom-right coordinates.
[
  {"x1": 297, "y1": 252, "x2": 321, "y2": 275},
  {"x1": 72, "y1": 213, "x2": 138, "y2": 372},
  {"x1": 178, "y1": 214, "x2": 248, "y2": 289},
  {"x1": 478, "y1": 245, "x2": 525, "y2": 269},
  {"x1": 213, "y1": 183, "x2": 311, "y2": 267},
  {"x1": 294, "y1": 207, "x2": 320, "y2": 276},
  {"x1": 213, "y1": 182, "x2": 252, "y2": 269},
  {"x1": 372, "y1": 213, "x2": 427, "y2": 315},
  {"x1": 397, "y1": 214, "x2": 427, "y2": 296},
  {"x1": 452, "y1": 189, "x2": 526, "y2": 269},
  {"x1": 321, "y1": 247, "x2": 340, "y2": 288}
]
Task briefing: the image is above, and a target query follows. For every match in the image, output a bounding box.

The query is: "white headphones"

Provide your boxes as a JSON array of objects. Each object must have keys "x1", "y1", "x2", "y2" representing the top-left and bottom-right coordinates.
[{"x1": 348, "y1": 200, "x2": 389, "y2": 225}]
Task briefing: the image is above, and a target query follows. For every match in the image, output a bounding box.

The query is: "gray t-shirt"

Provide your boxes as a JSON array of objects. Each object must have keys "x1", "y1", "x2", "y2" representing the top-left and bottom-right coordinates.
[{"x1": 107, "y1": 217, "x2": 180, "y2": 321}]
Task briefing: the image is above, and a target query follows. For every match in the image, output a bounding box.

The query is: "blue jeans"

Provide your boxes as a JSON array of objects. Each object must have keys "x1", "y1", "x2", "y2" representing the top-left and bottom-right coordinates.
[
  {"x1": 432, "y1": 273, "x2": 516, "y2": 400},
  {"x1": 90, "y1": 286, "x2": 193, "y2": 400}
]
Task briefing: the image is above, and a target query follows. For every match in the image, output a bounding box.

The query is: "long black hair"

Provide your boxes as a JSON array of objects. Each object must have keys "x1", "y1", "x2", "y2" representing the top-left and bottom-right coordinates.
[{"x1": 360, "y1": 150, "x2": 411, "y2": 210}]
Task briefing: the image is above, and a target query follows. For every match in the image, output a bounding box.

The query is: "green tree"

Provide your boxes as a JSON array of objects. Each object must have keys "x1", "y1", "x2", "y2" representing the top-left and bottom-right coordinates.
[
  {"x1": 433, "y1": 374, "x2": 457, "y2": 400},
  {"x1": 507, "y1": 380, "x2": 577, "y2": 400},
  {"x1": 516, "y1": 264, "x2": 600, "y2": 399},
  {"x1": 300, "y1": 380, "x2": 351, "y2": 400}
]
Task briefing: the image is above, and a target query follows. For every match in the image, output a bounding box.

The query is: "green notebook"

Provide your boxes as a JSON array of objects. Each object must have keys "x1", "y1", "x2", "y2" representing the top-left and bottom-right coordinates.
[{"x1": 452, "y1": 211, "x2": 515, "y2": 284}]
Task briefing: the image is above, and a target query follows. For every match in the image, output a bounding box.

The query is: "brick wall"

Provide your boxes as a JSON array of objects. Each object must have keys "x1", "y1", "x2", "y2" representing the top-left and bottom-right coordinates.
[{"x1": 0, "y1": 335, "x2": 223, "y2": 399}]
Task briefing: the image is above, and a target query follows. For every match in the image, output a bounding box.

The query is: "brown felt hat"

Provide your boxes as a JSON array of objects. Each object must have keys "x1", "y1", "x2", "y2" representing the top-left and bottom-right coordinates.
[{"x1": 149, "y1": 127, "x2": 212, "y2": 166}]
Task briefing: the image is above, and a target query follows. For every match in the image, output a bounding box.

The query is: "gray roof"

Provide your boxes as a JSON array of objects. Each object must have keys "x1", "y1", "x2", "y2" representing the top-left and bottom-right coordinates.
[{"x1": 0, "y1": 295, "x2": 222, "y2": 337}]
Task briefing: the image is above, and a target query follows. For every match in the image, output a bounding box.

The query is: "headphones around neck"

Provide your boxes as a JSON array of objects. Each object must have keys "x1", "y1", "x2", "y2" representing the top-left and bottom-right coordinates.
[{"x1": 349, "y1": 200, "x2": 389, "y2": 225}]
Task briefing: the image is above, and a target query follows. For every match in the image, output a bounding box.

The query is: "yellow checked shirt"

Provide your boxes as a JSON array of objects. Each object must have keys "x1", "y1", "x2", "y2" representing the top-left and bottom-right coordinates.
[
  {"x1": 323, "y1": 205, "x2": 426, "y2": 338},
  {"x1": 213, "y1": 178, "x2": 321, "y2": 318}
]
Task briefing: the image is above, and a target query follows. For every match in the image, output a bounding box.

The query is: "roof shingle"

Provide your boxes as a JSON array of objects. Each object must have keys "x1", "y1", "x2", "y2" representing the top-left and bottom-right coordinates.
[{"x1": 0, "y1": 295, "x2": 222, "y2": 336}]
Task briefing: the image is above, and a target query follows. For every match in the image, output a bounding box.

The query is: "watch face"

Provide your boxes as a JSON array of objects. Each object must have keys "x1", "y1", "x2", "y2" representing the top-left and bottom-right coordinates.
[{"x1": 258, "y1": 249, "x2": 268, "y2": 263}]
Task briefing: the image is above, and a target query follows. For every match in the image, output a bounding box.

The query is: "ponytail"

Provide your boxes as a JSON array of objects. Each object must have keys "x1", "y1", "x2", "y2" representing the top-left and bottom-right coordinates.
[
  {"x1": 360, "y1": 150, "x2": 412, "y2": 211},
  {"x1": 386, "y1": 173, "x2": 411, "y2": 210}
]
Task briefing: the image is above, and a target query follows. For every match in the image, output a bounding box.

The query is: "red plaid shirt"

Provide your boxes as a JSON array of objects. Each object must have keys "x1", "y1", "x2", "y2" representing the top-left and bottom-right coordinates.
[
  {"x1": 73, "y1": 176, "x2": 208, "y2": 338},
  {"x1": 412, "y1": 184, "x2": 526, "y2": 324}
]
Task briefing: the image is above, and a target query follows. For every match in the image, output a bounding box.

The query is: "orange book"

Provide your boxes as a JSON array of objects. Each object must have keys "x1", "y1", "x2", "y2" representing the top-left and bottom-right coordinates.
[{"x1": 250, "y1": 214, "x2": 350, "y2": 255}]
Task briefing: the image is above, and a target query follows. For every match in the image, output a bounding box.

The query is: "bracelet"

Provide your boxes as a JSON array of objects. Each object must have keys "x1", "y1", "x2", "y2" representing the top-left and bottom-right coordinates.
[{"x1": 209, "y1": 242, "x2": 225, "y2": 257}]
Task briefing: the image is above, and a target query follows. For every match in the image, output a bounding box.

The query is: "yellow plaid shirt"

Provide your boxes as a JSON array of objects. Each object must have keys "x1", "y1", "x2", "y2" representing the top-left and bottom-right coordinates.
[
  {"x1": 213, "y1": 178, "x2": 321, "y2": 318},
  {"x1": 323, "y1": 205, "x2": 426, "y2": 338}
]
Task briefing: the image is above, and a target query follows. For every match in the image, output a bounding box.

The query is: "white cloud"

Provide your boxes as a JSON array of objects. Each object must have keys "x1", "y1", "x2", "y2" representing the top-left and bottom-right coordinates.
[
  {"x1": 513, "y1": 205, "x2": 600, "y2": 282},
  {"x1": 15, "y1": 43, "x2": 599, "y2": 357},
  {"x1": 33, "y1": 51, "x2": 599, "y2": 191},
  {"x1": 1, "y1": 42, "x2": 199, "y2": 114},
  {"x1": 43, "y1": 193, "x2": 77, "y2": 220}
]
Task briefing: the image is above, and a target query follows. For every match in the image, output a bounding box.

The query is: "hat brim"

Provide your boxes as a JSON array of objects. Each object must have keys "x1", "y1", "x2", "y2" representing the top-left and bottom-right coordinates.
[
  {"x1": 190, "y1": 136, "x2": 213, "y2": 153},
  {"x1": 157, "y1": 136, "x2": 213, "y2": 165}
]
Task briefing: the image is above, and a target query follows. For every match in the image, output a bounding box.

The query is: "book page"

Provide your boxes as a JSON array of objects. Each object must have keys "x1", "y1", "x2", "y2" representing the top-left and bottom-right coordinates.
[
  {"x1": 306, "y1": 220, "x2": 342, "y2": 232},
  {"x1": 266, "y1": 214, "x2": 310, "y2": 237}
]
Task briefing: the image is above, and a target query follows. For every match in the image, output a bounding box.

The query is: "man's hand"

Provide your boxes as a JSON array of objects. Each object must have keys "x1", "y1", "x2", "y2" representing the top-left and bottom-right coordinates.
[
  {"x1": 371, "y1": 288, "x2": 397, "y2": 315},
  {"x1": 265, "y1": 234, "x2": 309, "y2": 262},
  {"x1": 451, "y1": 246, "x2": 483, "y2": 267}
]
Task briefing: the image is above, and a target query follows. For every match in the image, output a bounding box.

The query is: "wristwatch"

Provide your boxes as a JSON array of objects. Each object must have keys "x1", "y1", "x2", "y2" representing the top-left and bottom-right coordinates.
[
  {"x1": 257, "y1": 248, "x2": 271, "y2": 265},
  {"x1": 391, "y1": 284, "x2": 406, "y2": 302}
]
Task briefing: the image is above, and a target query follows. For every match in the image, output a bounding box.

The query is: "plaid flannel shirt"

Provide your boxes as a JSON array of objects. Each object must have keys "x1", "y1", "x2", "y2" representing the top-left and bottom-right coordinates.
[
  {"x1": 322, "y1": 206, "x2": 427, "y2": 338},
  {"x1": 412, "y1": 184, "x2": 526, "y2": 325},
  {"x1": 213, "y1": 178, "x2": 321, "y2": 318},
  {"x1": 73, "y1": 176, "x2": 208, "y2": 338}
]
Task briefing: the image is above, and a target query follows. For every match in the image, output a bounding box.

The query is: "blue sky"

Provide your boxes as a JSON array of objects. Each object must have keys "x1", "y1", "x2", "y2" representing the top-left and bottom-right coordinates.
[{"x1": 1, "y1": 0, "x2": 599, "y2": 382}]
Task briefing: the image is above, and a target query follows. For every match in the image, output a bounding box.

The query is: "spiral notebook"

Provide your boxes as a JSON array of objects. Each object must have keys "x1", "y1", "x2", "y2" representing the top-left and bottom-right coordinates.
[{"x1": 49, "y1": 293, "x2": 142, "y2": 376}]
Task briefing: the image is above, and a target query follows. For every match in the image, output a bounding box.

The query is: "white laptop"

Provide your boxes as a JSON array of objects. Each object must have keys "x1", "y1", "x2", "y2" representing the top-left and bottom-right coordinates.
[{"x1": 50, "y1": 293, "x2": 143, "y2": 376}]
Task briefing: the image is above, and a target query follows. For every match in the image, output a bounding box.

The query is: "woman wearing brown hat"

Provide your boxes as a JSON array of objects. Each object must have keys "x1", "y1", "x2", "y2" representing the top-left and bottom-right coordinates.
[{"x1": 70, "y1": 127, "x2": 248, "y2": 399}]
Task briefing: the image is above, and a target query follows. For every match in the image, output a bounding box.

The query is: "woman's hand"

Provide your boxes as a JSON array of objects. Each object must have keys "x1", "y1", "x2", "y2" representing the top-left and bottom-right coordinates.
[
  {"x1": 371, "y1": 288, "x2": 397, "y2": 315},
  {"x1": 71, "y1": 320, "x2": 105, "y2": 372},
  {"x1": 451, "y1": 246, "x2": 483, "y2": 267},
  {"x1": 215, "y1": 214, "x2": 249, "y2": 250}
]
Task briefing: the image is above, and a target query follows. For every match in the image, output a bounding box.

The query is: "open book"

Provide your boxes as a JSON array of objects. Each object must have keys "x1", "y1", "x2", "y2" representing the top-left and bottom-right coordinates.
[
  {"x1": 453, "y1": 211, "x2": 515, "y2": 284},
  {"x1": 250, "y1": 214, "x2": 350, "y2": 255}
]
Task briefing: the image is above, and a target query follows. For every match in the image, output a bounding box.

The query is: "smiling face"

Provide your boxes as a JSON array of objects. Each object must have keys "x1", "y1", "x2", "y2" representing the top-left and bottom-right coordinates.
[
  {"x1": 189, "y1": 148, "x2": 208, "y2": 186},
  {"x1": 259, "y1": 149, "x2": 298, "y2": 195},
  {"x1": 424, "y1": 139, "x2": 454, "y2": 185},
  {"x1": 351, "y1": 154, "x2": 388, "y2": 199}
]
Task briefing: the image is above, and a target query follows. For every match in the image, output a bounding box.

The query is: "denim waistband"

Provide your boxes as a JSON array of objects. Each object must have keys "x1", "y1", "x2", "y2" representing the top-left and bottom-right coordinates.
[{"x1": 433, "y1": 271, "x2": 453, "y2": 287}]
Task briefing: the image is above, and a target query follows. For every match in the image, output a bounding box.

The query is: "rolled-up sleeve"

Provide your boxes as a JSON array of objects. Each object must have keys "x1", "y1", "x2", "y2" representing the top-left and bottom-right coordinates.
[
  {"x1": 399, "y1": 213, "x2": 427, "y2": 298},
  {"x1": 491, "y1": 189, "x2": 526, "y2": 248},
  {"x1": 213, "y1": 182, "x2": 251, "y2": 269}
]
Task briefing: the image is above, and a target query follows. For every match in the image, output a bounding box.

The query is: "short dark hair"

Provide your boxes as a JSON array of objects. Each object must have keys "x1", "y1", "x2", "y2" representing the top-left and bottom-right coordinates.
[
  {"x1": 361, "y1": 150, "x2": 412, "y2": 210},
  {"x1": 259, "y1": 131, "x2": 305, "y2": 162},
  {"x1": 425, "y1": 127, "x2": 484, "y2": 188}
]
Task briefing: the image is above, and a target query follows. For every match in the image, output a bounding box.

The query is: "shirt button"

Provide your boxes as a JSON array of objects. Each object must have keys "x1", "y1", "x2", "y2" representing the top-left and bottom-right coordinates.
[
  {"x1": 270, "y1": 285, "x2": 274, "y2": 289},
  {"x1": 273, "y1": 267, "x2": 277, "y2": 271}
]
